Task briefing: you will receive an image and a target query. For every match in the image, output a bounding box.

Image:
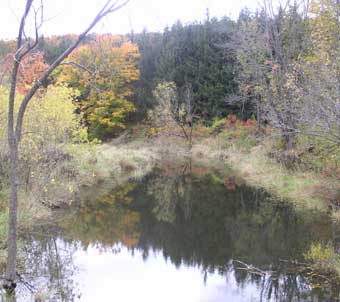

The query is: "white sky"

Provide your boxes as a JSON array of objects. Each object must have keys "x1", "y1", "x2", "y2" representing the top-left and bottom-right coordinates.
[{"x1": 0, "y1": 0, "x2": 260, "y2": 39}]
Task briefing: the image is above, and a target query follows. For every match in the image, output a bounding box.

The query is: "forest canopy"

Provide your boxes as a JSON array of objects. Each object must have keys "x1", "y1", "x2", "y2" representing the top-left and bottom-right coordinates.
[{"x1": 0, "y1": 0, "x2": 339, "y2": 150}]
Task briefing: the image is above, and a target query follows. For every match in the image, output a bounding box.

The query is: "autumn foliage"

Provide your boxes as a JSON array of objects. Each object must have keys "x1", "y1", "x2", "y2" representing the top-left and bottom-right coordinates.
[
  {"x1": 0, "y1": 51, "x2": 48, "y2": 94},
  {"x1": 58, "y1": 34, "x2": 140, "y2": 140},
  {"x1": 0, "y1": 34, "x2": 141, "y2": 141}
]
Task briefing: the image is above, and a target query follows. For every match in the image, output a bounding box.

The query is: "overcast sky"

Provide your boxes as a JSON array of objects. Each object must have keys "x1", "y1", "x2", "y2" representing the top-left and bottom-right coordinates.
[{"x1": 0, "y1": 0, "x2": 260, "y2": 39}]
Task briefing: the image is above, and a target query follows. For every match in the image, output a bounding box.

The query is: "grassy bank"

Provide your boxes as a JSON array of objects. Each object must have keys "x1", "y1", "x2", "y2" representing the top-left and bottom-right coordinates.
[
  {"x1": 112, "y1": 122, "x2": 340, "y2": 218},
  {"x1": 0, "y1": 140, "x2": 159, "y2": 269},
  {"x1": 1, "y1": 119, "x2": 340, "y2": 286},
  {"x1": 182, "y1": 122, "x2": 340, "y2": 217},
  {"x1": 194, "y1": 139, "x2": 337, "y2": 212}
]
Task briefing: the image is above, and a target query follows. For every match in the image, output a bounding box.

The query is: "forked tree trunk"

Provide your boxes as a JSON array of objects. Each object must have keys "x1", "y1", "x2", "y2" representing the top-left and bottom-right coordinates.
[{"x1": 3, "y1": 0, "x2": 130, "y2": 291}]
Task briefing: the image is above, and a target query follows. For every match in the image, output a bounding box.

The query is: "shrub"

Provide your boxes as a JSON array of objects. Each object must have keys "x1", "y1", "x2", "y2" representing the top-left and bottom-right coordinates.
[
  {"x1": 216, "y1": 115, "x2": 258, "y2": 151},
  {"x1": 305, "y1": 242, "x2": 340, "y2": 275}
]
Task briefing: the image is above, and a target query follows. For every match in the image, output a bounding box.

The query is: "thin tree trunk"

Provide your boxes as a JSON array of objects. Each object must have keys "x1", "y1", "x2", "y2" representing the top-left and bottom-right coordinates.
[
  {"x1": 4, "y1": 140, "x2": 19, "y2": 290},
  {"x1": 5, "y1": 26, "x2": 21, "y2": 289},
  {"x1": 3, "y1": 0, "x2": 130, "y2": 290},
  {"x1": 256, "y1": 95, "x2": 262, "y2": 132},
  {"x1": 284, "y1": 132, "x2": 295, "y2": 151}
]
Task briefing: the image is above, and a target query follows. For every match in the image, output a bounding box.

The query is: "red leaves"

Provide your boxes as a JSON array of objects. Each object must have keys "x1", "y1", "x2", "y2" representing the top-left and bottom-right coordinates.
[
  {"x1": 0, "y1": 51, "x2": 48, "y2": 94},
  {"x1": 227, "y1": 114, "x2": 237, "y2": 124},
  {"x1": 17, "y1": 52, "x2": 48, "y2": 94},
  {"x1": 226, "y1": 114, "x2": 256, "y2": 128}
]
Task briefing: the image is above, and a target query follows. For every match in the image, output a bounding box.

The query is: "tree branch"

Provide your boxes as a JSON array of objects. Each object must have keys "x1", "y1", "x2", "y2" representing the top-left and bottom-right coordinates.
[
  {"x1": 14, "y1": 0, "x2": 130, "y2": 142},
  {"x1": 60, "y1": 61, "x2": 96, "y2": 76},
  {"x1": 8, "y1": 0, "x2": 34, "y2": 146}
]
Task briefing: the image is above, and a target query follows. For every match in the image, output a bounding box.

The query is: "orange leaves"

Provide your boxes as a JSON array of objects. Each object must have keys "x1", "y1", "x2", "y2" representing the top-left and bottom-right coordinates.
[
  {"x1": 17, "y1": 52, "x2": 48, "y2": 94},
  {"x1": 226, "y1": 114, "x2": 256, "y2": 129},
  {"x1": 0, "y1": 51, "x2": 48, "y2": 94},
  {"x1": 59, "y1": 34, "x2": 140, "y2": 96},
  {"x1": 58, "y1": 34, "x2": 141, "y2": 139}
]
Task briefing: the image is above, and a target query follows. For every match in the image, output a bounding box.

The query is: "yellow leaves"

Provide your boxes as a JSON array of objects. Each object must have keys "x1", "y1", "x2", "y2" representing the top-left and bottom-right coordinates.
[
  {"x1": 57, "y1": 34, "x2": 140, "y2": 139},
  {"x1": 58, "y1": 35, "x2": 140, "y2": 99},
  {"x1": 0, "y1": 84, "x2": 86, "y2": 152},
  {"x1": 305, "y1": 242, "x2": 335, "y2": 263},
  {"x1": 308, "y1": 0, "x2": 340, "y2": 64},
  {"x1": 24, "y1": 85, "x2": 84, "y2": 143}
]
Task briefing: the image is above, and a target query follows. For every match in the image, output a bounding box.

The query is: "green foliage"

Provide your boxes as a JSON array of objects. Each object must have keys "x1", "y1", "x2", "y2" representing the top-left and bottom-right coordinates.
[
  {"x1": 157, "y1": 18, "x2": 238, "y2": 119},
  {"x1": 0, "y1": 40, "x2": 15, "y2": 59},
  {"x1": 133, "y1": 31, "x2": 163, "y2": 118},
  {"x1": 295, "y1": 135, "x2": 340, "y2": 177},
  {"x1": 37, "y1": 35, "x2": 78, "y2": 64},
  {"x1": 305, "y1": 243, "x2": 335, "y2": 263},
  {"x1": 88, "y1": 98, "x2": 135, "y2": 141},
  {"x1": 0, "y1": 84, "x2": 88, "y2": 209},
  {"x1": 211, "y1": 118, "x2": 228, "y2": 134}
]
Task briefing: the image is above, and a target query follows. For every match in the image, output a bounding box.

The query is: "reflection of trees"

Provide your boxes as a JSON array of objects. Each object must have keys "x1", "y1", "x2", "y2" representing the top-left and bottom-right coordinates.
[
  {"x1": 1, "y1": 229, "x2": 80, "y2": 302},
  {"x1": 232, "y1": 260, "x2": 331, "y2": 302},
  {"x1": 148, "y1": 162, "x2": 193, "y2": 223},
  {"x1": 1, "y1": 179, "x2": 143, "y2": 301},
  {"x1": 18, "y1": 163, "x2": 338, "y2": 301},
  {"x1": 59, "y1": 182, "x2": 141, "y2": 249},
  {"x1": 124, "y1": 166, "x2": 337, "y2": 301}
]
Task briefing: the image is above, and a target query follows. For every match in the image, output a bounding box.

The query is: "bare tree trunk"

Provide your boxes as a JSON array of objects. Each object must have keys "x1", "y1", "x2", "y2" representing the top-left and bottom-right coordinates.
[
  {"x1": 283, "y1": 132, "x2": 295, "y2": 151},
  {"x1": 4, "y1": 111, "x2": 19, "y2": 292},
  {"x1": 4, "y1": 13, "x2": 22, "y2": 287},
  {"x1": 3, "y1": 0, "x2": 130, "y2": 291},
  {"x1": 256, "y1": 95, "x2": 262, "y2": 132},
  {"x1": 5, "y1": 142, "x2": 19, "y2": 289}
]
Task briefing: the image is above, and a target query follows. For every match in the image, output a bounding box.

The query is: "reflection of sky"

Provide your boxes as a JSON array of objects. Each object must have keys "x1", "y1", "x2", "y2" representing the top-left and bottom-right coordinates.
[{"x1": 74, "y1": 245, "x2": 260, "y2": 302}]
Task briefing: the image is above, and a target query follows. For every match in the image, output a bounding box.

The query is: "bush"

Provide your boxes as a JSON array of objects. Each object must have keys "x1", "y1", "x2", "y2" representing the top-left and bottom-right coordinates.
[
  {"x1": 305, "y1": 243, "x2": 340, "y2": 275},
  {"x1": 216, "y1": 115, "x2": 258, "y2": 151}
]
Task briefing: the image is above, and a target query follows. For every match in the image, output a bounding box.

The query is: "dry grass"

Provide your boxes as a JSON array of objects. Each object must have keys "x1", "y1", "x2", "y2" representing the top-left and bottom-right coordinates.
[
  {"x1": 98, "y1": 142, "x2": 159, "y2": 181},
  {"x1": 226, "y1": 145, "x2": 326, "y2": 210},
  {"x1": 64, "y1": 141, "x2": 158, "y2": 189},
  {"x1": 191, "y1": 136, "x2": 340, "y2": 216}
]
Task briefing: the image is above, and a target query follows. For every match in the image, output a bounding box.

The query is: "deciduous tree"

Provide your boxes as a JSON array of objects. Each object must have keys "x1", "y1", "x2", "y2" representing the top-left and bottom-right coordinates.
[
  {"x1": 4, "y1": 0, "x2": 130, "y2": 291},
  {"x1": 58, "y1": 34, "x2": 140, "y2": 140}
]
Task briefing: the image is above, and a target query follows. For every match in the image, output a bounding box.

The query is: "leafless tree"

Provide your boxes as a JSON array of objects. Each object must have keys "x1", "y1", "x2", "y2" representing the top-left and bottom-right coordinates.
[
  {"x1": 303, "y1": 62, "x2": 340, "y2": 146},
  {"x1": 261, "y1": 0, "x2": 311, "y2": 149},
  {"x1": 233, "y1": 0, "x2": 311, "y2": 150},
  {"x1": 4, "y1": 0, "x2": 129, "y2": 291},
  {"x1": 151, "y1": 81, "x2": 194, "y2": 149},
  {"x1": 232, "y1": 10, "x2": 268, "y2": 130},
  {"x1": 300, "y1": 1, "x2": 340, "y2": 148}
]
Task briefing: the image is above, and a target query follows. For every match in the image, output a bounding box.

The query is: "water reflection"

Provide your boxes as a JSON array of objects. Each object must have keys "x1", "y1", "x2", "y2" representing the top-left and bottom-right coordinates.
[
  {"x1": 0, "y1": 234, "x2": 80, "y2": 302},
  {"x1": 14, "y1": 163, "x2": 340, "y2": 301}
]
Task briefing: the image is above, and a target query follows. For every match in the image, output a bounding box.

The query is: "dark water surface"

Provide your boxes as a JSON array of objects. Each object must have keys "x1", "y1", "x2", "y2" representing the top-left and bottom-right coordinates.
[{"x1": 9, "y1": 164, "x2": 340, "y2": 301}]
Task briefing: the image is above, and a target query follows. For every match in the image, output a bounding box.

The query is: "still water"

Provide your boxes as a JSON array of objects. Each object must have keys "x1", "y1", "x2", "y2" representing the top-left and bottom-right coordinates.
[{"x1": 11, "y1": 164, "x2": 340, "y2": 301}]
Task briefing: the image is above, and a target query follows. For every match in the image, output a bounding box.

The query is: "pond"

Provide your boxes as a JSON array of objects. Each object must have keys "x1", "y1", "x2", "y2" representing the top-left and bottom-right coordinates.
[{"x1": 7, "y1": 163, "x2": 340, "y2": 301}]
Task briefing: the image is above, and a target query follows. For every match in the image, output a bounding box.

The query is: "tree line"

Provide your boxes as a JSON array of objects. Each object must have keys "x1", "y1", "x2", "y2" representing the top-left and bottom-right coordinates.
[
  {"x1": 0, "y1": 14, "x2": 240, "y2": 140},
  {"x1": 1, "y1": 0, "x2": 340, "y2": 292},
  {"x1": 1, "y1": 0, "x2": 339, "y2": 149},
  {"x1": 136, "y1": 0, "x2": 340, "y2": 152}
]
